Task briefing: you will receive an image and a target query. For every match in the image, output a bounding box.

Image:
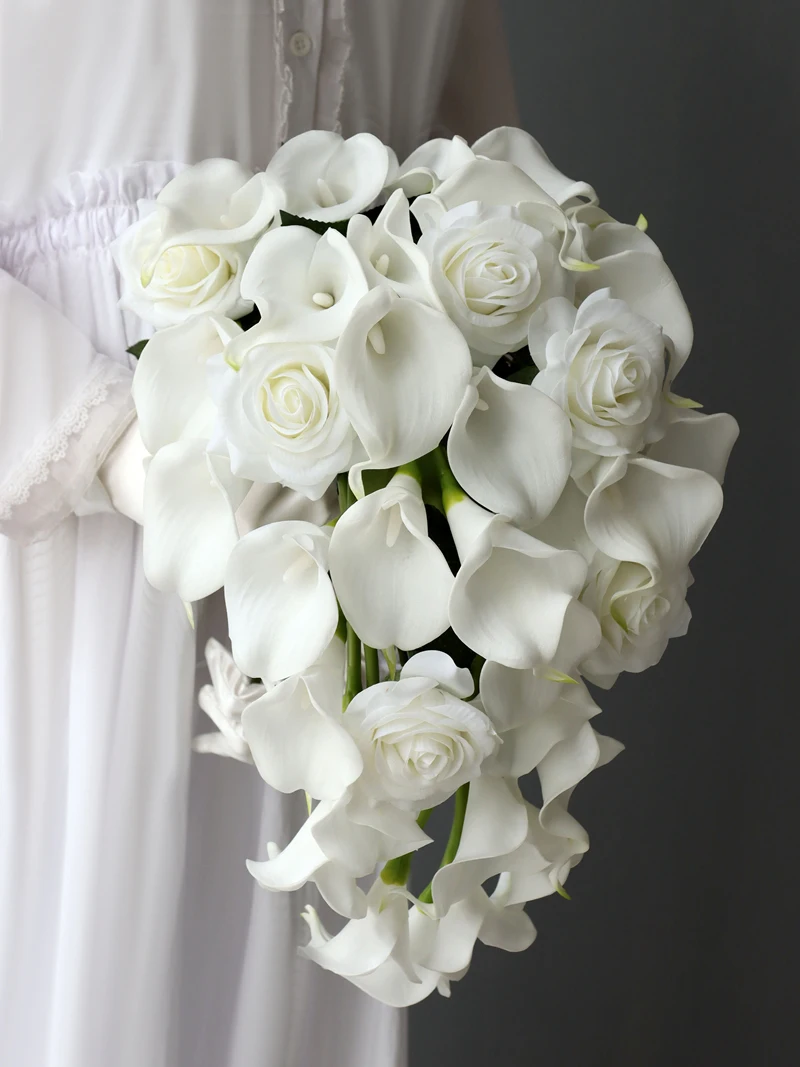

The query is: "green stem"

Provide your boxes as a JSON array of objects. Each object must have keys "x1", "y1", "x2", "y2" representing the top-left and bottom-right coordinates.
[
  {"x1": 337, "y1": 472, "x2": 351, "y2": 513},
  {"x1": 418, "y1": 783, "x2": 470, "y2": 904},
  {"x1": 430, "y1": 446, "x2": 465, "y2": 512},
  {"x1": 343, "y1": 623, "x2": 362, "y2": 709},
  {"x1": 364, "y1": 644, "x2": 380, "y2": 688},
  {"x1": 380, "y1": 808, "x2": 434, "y2": 887}
]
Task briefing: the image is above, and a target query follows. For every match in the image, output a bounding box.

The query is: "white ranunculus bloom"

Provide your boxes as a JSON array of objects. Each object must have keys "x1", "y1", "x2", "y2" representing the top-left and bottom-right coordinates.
[
  {"x1": 386, "y1": 135, "x2": 477, "y2": 197},
  {"x1": 329, "y1": 472, "x2": 454, "y2": 650},
  {"x1": 574, "y1": 219, "x2": 694, "y2": 375},
  {"x1": 647, "y1": 407, "x2": 739, "y2": 484},
  {"x1": 335, "y1": 287, "x2": 472, "y2": 495},
  {"x1": 528, "y1": 288, "x2": 667, "y2": 472},
  {"x1": 342, "y1": 652, "x2": 497, "y2": 806},
  {"x1": 447, "y1": 367, "x2": 572, "y2": 525},
  {"x1": 418, "y1": 203, "x2": 571, "y2": 363},
  {"x1": 472, "y1": 127, "x2": 598, "y2": 208},
  {"x1": 446, "y1": 495, "x2": 598, "y2": 672},
  {"x1": 247, "y1": 789, "x2": 432, "y2": 920},
  {"x1": 224, "y1": 520, "x2": 338, "y2": 683},
  {"x1": 242, "y1": 638, "x2": 364, "y2": 800},
  {"x1": 266, "y1": 130, "x2": 391, "y2": 222},
  {"x1": 239, "y1": 225, "x2": 368, "y2": 342},
  {"x1": 212, "y1": 328, "x2": 358, "y2": 499},
  {"x1": 114, "y1": 159, "x2": 283, "y2": 328},
  {"x1": 193, "y1": 638, "x2": 265, "y2": 762},
  {"x1": 579, "y1": 455, "x2": 724, "y2": 686},
  {"x1": 347, "y1": 189, "x2": 441, "y2": 307}
]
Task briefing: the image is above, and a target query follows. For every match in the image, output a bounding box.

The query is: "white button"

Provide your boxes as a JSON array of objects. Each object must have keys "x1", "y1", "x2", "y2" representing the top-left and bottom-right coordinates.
[{"x1": 289, "y1": 30, "x2": 312, "y2": 57}]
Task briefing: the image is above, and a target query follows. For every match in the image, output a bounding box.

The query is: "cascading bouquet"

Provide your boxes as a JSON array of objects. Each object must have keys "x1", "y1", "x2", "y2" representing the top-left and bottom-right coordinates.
[{"x1": 115, "y1": 128, "x2": 738, "y2": 1006}]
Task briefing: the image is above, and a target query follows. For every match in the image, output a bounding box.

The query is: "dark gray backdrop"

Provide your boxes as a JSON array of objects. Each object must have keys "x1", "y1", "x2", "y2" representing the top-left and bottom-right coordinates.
[{"x1": 411, "y1": 3, "x2": 797, "y2": 1064}]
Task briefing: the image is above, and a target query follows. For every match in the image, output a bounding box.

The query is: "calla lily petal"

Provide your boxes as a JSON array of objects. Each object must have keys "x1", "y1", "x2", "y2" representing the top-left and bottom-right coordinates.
[
  {"x1": 133, "y1": 314, "x2": 241, "y2": 453},
  {"x1": 225, "y1": 520, "x2": 338, "y2": 682},
  {"x1": 584, "y1": 456, "x2": 724, "y2": 576},
  {"x1": 647, "y1": 409, "x2": 739, "y2": 484},
  {"x1": 143, "y1": 440, "x2": 249, "y2": 601},
  {"x1": 472, "y1": 127, "x2": 597, "y2": 208},
  {"x1": 335, "y1": 288, "x2": 472, "y2": 495},
  {"x1": 448, "y1": 367, "x2": 572, "y2": 525},
  {"x1": 329, "y1": 473, "x2": 453, "y2": 649}
]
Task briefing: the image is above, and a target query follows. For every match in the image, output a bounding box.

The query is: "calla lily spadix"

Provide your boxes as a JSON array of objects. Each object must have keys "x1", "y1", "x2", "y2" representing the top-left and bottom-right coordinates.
[
  {"x1": 266, "y1": 130, "x2": 391, "y2": 222},
  {"x1": 335, "y1": 287, "x2": 472, "y2": 496},
  {"x1": 224, "y1": 520, "x2": 338, "y2": 683},
  {"x1": 447, "y1": 367, "x2": 572, "y2": 525},
  {"x1": 239, "y1": 225, "x2": 368, "y2": 342},
  {"x1": 329, "y1": 471, "x2": 454, "y2": 650},
  {"x1": 347, "y1": 188, "x2": 442, "y2": 308}
]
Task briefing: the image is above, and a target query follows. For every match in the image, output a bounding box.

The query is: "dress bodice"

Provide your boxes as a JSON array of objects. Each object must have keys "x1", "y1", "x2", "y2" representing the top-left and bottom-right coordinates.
[{"x1": 0, "y1": 0, "x2": 465, "y2": 205}]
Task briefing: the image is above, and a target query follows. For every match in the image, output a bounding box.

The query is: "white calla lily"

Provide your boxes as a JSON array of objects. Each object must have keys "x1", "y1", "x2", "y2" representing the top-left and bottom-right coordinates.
[
  {"x1": 329, "y1": 472, "x2": 453, "y2": 650},
  {"x1": 248, "y1": 790, "x2": 432, "y2": 920},
  {"x1": 193, "y1": 638, "x2": 264, "y2": 762},
  {"x1": 266, "y1": 130, "x2": 391, "y2": 222},
  {"x1": 335, "y1": 287, "x2": 472, "y2": 495},
  {"x1": 386, "y1": 135, "x2": 477, "y2": 197},
  {"x1": 243, "y1": 638, "x2": 363, "y2": 800},
  {"x1": 647, "y1": 408, "x2": 739, "y2": 484},
  {"x1": 472, "y1": 127, "x2": 597, "y2": 208},
  {"x1": 447, "y1": 367, "x2": 572, "y2": 524},
  {"x1": 446, "y1": 496, "x2": 592, "y2": 671},
  {"x1": 224, "y1": 520, "x2": 338, "y2": 683},
  {"x1": 143, "y1": 440, "x2": 250, "y2": 602},
  {"x1": 240, "y1": 225, "x2": 368, "y2": 342},
  {"x1": 347, "y1": 189, "x2": 441, "y2": 306},
  {"x1": 584, "y1": 455, "x2": 724, "y2": 578},
  {"x1": 133, "y1": 314, "x2": 241, "y2": 453}
]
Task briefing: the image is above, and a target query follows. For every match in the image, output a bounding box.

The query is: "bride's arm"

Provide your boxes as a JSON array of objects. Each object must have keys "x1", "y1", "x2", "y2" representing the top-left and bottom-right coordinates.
[
  {"x1": 437, "y1": 0, "x2": 519, "y2": 141},
  {"x1": 0, "y1": 269, "x2": 143, "y2": 543}
]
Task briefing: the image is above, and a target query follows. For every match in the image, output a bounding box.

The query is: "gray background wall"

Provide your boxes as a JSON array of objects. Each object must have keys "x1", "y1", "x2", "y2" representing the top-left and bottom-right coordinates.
[{"x1": 411, "y1": 2, "x2": 797, "y2": 1064}]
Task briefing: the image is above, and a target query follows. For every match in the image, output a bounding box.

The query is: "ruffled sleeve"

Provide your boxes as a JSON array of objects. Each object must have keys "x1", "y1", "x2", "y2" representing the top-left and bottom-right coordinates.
[{"x1": 0, "y1": 268, "x2": 136, "y2": 544}]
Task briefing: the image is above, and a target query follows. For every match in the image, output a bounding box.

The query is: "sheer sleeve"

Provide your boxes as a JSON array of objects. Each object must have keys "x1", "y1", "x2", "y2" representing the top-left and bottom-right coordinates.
[
  {"x1": 436, "y1": 0, "x2": 519, "y2": 142},
  {"x1": 0, "y1": 268, "x2": 136, "y2": 544}
]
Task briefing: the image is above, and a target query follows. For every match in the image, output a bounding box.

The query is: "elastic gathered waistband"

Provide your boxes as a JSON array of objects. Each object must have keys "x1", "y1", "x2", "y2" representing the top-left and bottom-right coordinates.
[{"x1": 0, "y1": 161, "x2": 182, "y2": 274}]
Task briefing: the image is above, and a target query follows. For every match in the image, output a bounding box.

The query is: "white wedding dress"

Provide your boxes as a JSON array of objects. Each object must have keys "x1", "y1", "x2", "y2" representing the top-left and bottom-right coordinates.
[{"x1": 0, "y1": 3, "x2": 515, "y2": 1064}]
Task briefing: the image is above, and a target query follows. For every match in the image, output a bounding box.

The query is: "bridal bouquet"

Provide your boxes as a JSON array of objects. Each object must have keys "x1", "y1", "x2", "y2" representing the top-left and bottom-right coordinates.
[{"x1": 116, "y1": 128, "x2": 737, "y2": 1006}]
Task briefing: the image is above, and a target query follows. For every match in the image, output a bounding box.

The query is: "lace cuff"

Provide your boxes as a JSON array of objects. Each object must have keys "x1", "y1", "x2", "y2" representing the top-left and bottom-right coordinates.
[{"x1": 0, "y1": 358, "x2": 135, "y2": 544}]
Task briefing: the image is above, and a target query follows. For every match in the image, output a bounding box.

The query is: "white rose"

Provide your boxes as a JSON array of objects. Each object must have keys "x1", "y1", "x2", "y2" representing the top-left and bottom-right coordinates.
[
  {"x1": 266, "y1": 130, "x2": 391, "y2": 222},
  {"x1": 579, "y1": 553, "x2": 692, "y2": 688},
  {"x1": 213, "y1": 328, "x2": 358, "y2": 499},
  {"x1": 528, "y1": 288, "x2": 667, "y2": 469},
  {"x1": 418, "y1": 203, "x2": 571, "y2": 364},
  {"x1": 114, "y1": 159, "x2": 283, "y2": 328},
  {"x1": 342, "y1": 652, "x2": 498, "y2": 806}
]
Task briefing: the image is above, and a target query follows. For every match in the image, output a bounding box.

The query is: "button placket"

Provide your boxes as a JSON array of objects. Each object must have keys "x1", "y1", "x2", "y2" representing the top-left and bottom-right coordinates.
[{"x1": 283, "y1": 0, "x2": 325, "y2": 136}]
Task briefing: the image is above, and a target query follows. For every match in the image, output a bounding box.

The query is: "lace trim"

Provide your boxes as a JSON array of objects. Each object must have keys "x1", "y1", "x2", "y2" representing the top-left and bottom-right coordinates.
[
  {"x1": 274, "y1": 0, "x2": 293, "y2": 144},
  {"x1": 330, "y1": 0, "x2": 351, "y2": 135},
  {"x1": 0, "y1": 366, "x2": 118, "y2": 521}
]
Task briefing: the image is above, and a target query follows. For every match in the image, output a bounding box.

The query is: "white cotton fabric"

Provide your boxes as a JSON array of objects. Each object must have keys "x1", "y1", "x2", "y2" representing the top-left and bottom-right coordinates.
[{"x1": 0, "y1": 2, "x2": 469, "y2": 1064}]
